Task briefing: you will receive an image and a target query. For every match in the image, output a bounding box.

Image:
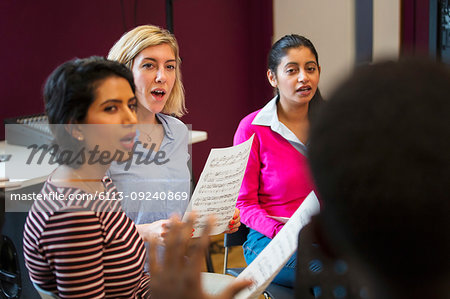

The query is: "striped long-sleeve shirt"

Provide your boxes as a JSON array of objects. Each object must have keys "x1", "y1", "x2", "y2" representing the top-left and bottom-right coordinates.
[{"x1": 23, "y1": 177, "x2": 150, "y2": 298}]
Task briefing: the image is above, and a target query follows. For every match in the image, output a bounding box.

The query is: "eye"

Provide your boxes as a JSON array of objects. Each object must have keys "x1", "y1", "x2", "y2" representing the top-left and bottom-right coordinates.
[
  {"x1": 128, "y1": 101, "x2": 138, "y2": 112},
  {"x1": 167, "y1": 64, "x2": 176, "y2": 70},
  {"x1": 104, "y1": 105, "x2": 117, "y2": 112},
  {"x1": 286, "y1": 68, "x2": 298, "y2": 74},
  {"x1": 142, "y1": 63, "x2": 154, "y2": 69},
  {"x1": 307, "y1": 66, "x2": 317, "y2": 72}
]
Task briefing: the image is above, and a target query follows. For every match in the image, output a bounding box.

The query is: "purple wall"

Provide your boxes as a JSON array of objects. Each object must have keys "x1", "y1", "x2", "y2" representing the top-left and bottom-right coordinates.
[
  {"x1": 401, "y1": 0, "x2": 430, "y2": 56},
  {"x1": 0, "y1": 0, "x2": 273, "y2": 180}
]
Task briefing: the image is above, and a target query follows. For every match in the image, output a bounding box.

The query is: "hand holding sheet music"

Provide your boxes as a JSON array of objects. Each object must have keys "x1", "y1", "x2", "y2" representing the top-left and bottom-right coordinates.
[{"x1": 182, "y1": 135, "x2": 254, "y2": 237}]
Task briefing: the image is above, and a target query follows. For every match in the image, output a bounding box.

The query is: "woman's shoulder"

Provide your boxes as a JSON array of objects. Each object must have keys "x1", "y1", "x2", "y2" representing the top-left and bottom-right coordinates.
[
  {"x1": 236, "y1": 109, "x2": 265, "y2": 134},
  {"x1": 238, "y1": 110, "x2": 262, "y2": 128},
  {"x1": 158, "y1": 113, "x2": 189, "y2": 136},
  {"x1": 28, "y1": 181, "x2": 89, "y2": 218},
  {"x1": 158, "y1": 113, "x2": 186, "y2": 127},
  {"x1": 42, "y1": 179, "x2": 82, "y2": 194},
  {"x1": 234, "y1": 109, "x2": 265, "y2": 145}
]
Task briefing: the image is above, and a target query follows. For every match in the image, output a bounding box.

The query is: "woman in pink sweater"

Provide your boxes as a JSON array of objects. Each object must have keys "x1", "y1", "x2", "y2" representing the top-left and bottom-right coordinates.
[{"x1": 233, "y1": 35, "x2": 323, "y2": 287}]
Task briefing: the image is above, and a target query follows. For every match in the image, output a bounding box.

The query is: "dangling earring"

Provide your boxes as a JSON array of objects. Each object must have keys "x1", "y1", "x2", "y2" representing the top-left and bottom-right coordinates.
[{"x1": 77, "y1": 135, "x2": 84, "y2": 141}]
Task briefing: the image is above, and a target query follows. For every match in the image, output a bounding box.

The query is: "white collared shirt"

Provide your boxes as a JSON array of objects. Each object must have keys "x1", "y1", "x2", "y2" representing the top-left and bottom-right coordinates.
[{"x1": 252, "y1": 96, "x2": 308, "y2": 156}]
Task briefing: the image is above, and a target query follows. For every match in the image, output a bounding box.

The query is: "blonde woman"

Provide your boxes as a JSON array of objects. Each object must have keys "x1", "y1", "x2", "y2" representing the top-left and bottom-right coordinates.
[{"x1": 107, "y1": 25, "x2": 240, "y2": 244}]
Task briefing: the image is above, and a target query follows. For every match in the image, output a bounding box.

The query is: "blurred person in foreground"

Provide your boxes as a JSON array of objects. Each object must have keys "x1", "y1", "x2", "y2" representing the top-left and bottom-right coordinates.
[{"x1": 302, "y1": 59, "x2": 450, "y2": 299}]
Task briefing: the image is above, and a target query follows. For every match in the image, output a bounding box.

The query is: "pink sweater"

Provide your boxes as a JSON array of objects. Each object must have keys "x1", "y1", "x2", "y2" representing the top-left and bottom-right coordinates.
[{"x1": 234, "y1": 109, "x2": 315, "y2": 238}]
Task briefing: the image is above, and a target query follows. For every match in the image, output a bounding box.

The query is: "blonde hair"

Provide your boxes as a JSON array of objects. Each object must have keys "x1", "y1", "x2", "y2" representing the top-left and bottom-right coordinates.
[{"x1": 108, "y1": 25, "x2": 186, "y2": 117}]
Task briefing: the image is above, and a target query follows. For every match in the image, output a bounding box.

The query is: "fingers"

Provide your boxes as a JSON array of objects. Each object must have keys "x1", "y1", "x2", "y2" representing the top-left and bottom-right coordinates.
[
  {"x1": 223, "y1": 227, "x2": 239, "y2": 234},
  {"x1": 161, "y1": 219, "x2": 175, "y2": 243},
  {"x1": 233, "y1": 208, "x2": 240, "y2": 219},
  {"x1": 202, "y1": 216, "x2": 214, "y2": 237},
  {"x1": 162, "y1": 228, "x2": 194, "y2": 240},
  {"x1": 160, "y1": 219, "x2": 171, "y2": 228},
  {"x1": 148, "y1": 216, "x2": 199, "y2": 299},
  {"x1": 217, "y1": 279, "x2": 253, "y2": 299},
  {"x1": 148, "y1": 236, "x2": 160, "y2": 275},
  {"x1": 150, "y1": 214, "x2": 226, "y2": 299},
  {"x1": 137, "y1": 221, "x2": 170, "y2": 243},
  {"x1": 229, "y1": 208, "x2": 240, "y2": 224},
  {"x1": 163, "y1": 215, "x2": 190, "y2": 270},
  {"x1": 228, "y1": 220, "x2": 241, "y2": 229},
  {"x1": 225, "y1": 208, "x2": 241, "y2": 234},
  {"x1": 186, "y1": 216, "x2": 214, "y2": 274}
]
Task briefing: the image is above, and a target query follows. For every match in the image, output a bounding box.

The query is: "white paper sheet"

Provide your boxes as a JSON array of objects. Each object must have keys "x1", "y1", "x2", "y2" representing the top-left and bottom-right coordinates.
[
  {"x1": 235, "y1": 191, "x2": 320, "y2": 299},
  {"x1": 182, "y1": 135, "x2": 254, "y2": 237},
  {"x1": 266, "y1": 215, "x2": 290, "y2": 224}
]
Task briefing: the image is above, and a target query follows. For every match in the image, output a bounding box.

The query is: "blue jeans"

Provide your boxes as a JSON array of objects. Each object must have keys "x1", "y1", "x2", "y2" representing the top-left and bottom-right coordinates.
[{"x1": 243, "y1": 228, "x2": 296, "y2": 288}]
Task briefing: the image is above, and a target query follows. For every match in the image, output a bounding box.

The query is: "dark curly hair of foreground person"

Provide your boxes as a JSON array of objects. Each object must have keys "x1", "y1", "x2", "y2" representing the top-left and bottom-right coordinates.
[{"x1": 305, "y1": 58, "x2": 450, "y2": 299}]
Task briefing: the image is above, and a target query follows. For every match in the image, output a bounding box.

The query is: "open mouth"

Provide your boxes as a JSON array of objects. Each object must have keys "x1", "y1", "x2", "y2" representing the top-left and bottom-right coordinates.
[
  {"x1": 296, "y1": 86, "x2": 312, "y2": 96},
  {"x1": 120, "y1": 133, "x2": 136, "y2": 150},
  {"x1": 151, "y1": 89, "x2": 166, "y2": 100},
  {"x1": 297, "y1": 86, "x2": 312, "y2": 92}
]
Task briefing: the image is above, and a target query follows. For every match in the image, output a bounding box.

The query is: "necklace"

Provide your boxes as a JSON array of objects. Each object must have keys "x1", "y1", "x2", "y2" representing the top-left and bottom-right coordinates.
[
  {"x1": 140, "y1": 124, "x2": 159, "y2": 143},
  {"x1": 49, "y1": 167, "x2": 104, "y2": 196},
  {"x1": 49, "y1": 169, "x2": 102, "y2": 183},
  {"x1": 71, "y1": 170, "x2": 102, "y2": 182},
  {"x1": 69, "y1": 170, "x2": 102, "y2": 182},
  {"x1": 70, "y1": 170, "x2": 104, "y2": 195}
]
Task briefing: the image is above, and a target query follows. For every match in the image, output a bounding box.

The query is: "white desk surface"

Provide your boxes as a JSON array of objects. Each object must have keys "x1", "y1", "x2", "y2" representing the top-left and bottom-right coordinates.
[
  {"x1": 0, "y1": 130, "x2": 207, "y2": 190},
  {"x1": 190, "y1": 130, "x2": 208, "y2": 144}
]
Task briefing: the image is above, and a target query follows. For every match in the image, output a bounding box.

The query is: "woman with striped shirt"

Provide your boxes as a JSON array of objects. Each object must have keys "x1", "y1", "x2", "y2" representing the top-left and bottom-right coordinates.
[{"x1": 22, "y1": 57, "x2": 150, "y2": 298}]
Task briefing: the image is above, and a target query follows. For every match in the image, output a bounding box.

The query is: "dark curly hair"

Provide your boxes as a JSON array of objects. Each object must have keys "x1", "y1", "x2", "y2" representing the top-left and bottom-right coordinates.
[{"x1": 308, "y1": 58, "x2": 450, "y2": 297}]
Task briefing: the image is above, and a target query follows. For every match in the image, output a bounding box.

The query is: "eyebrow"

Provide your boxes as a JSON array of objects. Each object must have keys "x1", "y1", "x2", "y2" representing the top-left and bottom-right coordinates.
[
  {"x1": 142, "y1": 57, "x2": 177, "y2": 64},
  {"x1": 284, "y1": 61, "x2": 317, "y2": 67},
  {"x1": 100, "y1": 97, "x2": 136, "y2": 106}
]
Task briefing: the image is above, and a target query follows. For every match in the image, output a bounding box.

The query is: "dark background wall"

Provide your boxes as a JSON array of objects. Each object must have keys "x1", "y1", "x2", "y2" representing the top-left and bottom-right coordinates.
[
  {"x1": 0, "y1": 0, "x2": 273, "y2": 179},
  {"x1": 401, "y1": 0, "x2": 432, "y2": 56}
]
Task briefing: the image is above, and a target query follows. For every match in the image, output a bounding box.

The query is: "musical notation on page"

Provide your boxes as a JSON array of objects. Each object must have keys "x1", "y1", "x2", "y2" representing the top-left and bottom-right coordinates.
[{"x1": 182, "y1": 134, "x2": 254, "y2": 237}]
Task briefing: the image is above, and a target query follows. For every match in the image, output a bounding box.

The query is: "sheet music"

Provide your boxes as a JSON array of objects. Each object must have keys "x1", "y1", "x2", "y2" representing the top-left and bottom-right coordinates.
[
  {"x1": 235, "y1": 191, "x2": 320, "y2": 299},
  {"x1": 183, "y1": 135, "x2": 254, "y2": 237}
]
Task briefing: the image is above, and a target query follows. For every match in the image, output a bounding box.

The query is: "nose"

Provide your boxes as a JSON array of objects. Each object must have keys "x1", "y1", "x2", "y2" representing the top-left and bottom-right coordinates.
[
  {"x1": 155, "y1": 68, "x2": 167, "y2": 83},
  {"x1": 298, "y1": 69, "x2": 309, "y2": 83},
  {"x1": 123, "y1": 106, "x2": 137, "y2": 125}
]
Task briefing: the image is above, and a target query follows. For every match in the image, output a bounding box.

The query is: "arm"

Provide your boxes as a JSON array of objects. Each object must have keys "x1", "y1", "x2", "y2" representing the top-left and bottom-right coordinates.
[
  {"x1": 233, "y1": 121, "x2": 284, "y2": 238},
  {"x1": 135, "y1": 219, "x2": 171, "y2": 244},
  {"x1": 42, "y1": 211, "x2": 107, "y2": 298}
]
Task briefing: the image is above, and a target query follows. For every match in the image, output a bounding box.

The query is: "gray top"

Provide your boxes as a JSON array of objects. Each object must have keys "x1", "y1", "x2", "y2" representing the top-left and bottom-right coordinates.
[{"x1": 108, "y1": 113, "x2": 191, "y2": 225}]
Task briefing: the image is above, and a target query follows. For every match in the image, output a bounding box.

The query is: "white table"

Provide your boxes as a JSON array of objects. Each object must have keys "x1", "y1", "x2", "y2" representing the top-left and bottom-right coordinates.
[
  {"x1": 190, "y1": 130, "x2": 208, "y2": 144},
  {"x1": 0, "y1": 130, "x2": 207, "y2": 190}
]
